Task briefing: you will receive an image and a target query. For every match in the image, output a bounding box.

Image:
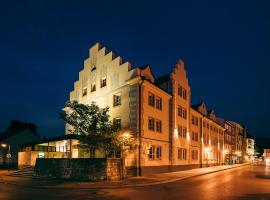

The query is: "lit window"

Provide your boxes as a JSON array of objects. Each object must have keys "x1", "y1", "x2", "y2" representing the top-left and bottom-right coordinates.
[
  {"x1": 113, "y1": 94, "x2": 121, "y2": 106},
  {"x1": 148, "y1": 146, "x2": 154, "y2": 160},
  {"x1": 91, "y1": 83, "x2": 96, "y2": 92},
  {"x1": 113, "y1": 118, "x2": 121, "y2": 130},
  {"x1": 148, "y1": 93, "x2": 155, "y2": 107},
  {"x1": 101, "y1": 77, "x2": 107, "y2": 88},
  {"x1": 82, "y1": 87, "x2": 87, "y2": 96},
  {"x1": 156, "y1": 120, "x2": 162, "y2": 133},
  {"x1": 156, "y1": 146, "x2": 162, "y2": 160},
  {"x1": 156, "y1": 96, "x2": 162, "y2": 110},
  {"x1": 148, "y1": 117, "x2": 155, "y2": 131}
]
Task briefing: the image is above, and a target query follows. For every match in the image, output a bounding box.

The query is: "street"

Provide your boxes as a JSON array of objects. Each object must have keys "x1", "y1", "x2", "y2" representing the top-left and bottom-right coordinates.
[{"x1": 0, "y1": 164, "x2": 269, "y2": 200}]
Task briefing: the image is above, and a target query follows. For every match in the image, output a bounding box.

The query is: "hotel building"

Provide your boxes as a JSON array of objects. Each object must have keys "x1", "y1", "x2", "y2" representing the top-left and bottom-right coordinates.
[{"x1": 18, "y1": 43, "x2": 247, "y2": 175}]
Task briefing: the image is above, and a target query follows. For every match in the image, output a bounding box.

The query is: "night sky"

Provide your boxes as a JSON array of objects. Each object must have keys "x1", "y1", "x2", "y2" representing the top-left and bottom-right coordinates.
[{"x1": 0, "y1": 1, "x2": 269, "y2": 138}]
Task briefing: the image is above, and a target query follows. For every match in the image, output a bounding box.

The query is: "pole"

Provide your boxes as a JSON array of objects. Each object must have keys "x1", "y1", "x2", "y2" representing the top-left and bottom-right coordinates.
[{"x1": 8, "y1": 144, "x2": 10, "y2": 172}]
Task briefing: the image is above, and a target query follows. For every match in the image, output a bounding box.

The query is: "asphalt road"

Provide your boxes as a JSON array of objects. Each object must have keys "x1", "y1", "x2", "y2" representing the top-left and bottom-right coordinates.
[{"x1": 0, "y1": 164, "x2": 269, "y2": 200}]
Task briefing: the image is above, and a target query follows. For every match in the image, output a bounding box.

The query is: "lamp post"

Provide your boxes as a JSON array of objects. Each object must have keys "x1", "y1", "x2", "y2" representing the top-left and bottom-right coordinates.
[{"x1": 1, "y1": 143, "x2": 11, "y2": 171}]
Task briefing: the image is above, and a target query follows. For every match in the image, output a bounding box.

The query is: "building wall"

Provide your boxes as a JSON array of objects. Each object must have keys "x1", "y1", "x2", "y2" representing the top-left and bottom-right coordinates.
[
  {"x1": 170, "y1": 60, "x2": 191, "y2": 167},
  {"x1": 189, "y1": 108, "x2": 202, "y2": 165},
  {"x1": 69, "y1": 43, "x2": 138, "y2": 133},
  {"x1": 139, "y1": 80, "x2": 171, "y2": 170}
]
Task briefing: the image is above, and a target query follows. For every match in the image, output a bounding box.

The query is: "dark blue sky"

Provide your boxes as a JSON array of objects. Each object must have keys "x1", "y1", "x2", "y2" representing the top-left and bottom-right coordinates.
[{"x1": 0, "y1": 1, "x2": 269, "y2": 138}]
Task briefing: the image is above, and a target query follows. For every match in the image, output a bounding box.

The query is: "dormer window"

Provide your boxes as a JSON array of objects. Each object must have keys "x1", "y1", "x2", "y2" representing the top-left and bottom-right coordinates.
[
  {"x1": 91, "y1": 66, "x2": 96, "y2": 72},
  {"x1": 101, "y1": 77, "x2": 107, "y2": 88}
]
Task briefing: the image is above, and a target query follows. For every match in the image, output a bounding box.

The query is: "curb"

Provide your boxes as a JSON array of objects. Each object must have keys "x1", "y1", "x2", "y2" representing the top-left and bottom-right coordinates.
[{"x1": 0, "y1": 163, "x2": 251, "y2": 190}]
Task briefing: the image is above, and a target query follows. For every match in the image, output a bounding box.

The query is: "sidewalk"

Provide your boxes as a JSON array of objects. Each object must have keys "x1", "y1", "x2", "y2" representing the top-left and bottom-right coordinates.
[{"x1": 0, "y1": 163, "x2": 251, "y2": 190}]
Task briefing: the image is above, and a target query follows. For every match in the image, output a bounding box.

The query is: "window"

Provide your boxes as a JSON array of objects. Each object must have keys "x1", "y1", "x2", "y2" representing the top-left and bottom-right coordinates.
[
  {"x1": 183, "y1": 148, "x2": 187, "y2": 160},
  {"x1": 91, "y1": 83, "x2": 96, "y2": 92},
  {"x1": 113, "y1": 118, "x2": 121, "y2": 130},
  {"x1": 183, "y1": 88, "x2": 187, "y2": 100},
  {"x1": 156, "y1": 96, "x2": 162, "y2": 110},
  {"x1": 148, "y1": 117, "x2": 155, "y2": 131},
  {"x1": 148, "y1": 93, "x2": 155, "y2": 107},
  {"x1": 178, "y1": 106, "x2": 182, "y2": 117},
  {"x1": 192, "y1": 132, "x2": 198, "y2": 142},
  {"x1": 101, "y1": 77, "x2": 107, "y2": 88},
  {"x1": 178, "y1": 125, "x2": 182, "y2": 137},
  {"x1": 192, "y1": 150, "x2": 198, "y2": 160},
  {"x1": 178, "y1": 148, "x2": 187, "y2": 160},
  {"x1": 178, "y1": 126, "x2": 187, "y2": 138},
  {"x1": 156, "y1": 120, "x2": 162, "y2": 133},
  {"x1": 113, "y1": 94, "x2": 121, "y2": 106},
  {"x1": 178, "y1": 85, "x2": 182, "y2": 96},
  {"x1": 148, "y1": 146, "x2": 154, "y2": 160},
  {"x1": 192, "y1": 116, "x2": 198, "y2": 126},
  {"x1": 182, "y1": 127, "x2": 187, "y2": 138},
  {"x1": 177, "y1": 148, "x2": 181, "y2": 159},
  {"x1": 156, "y1": 146, "x2": 162, "y2": 160},
  {"x1": 82, "y1": 87, "x2": 87, "y2": 96},
  {"x1": 182, "y1": 108, "x2": 187, "y2": 119},
  {"x1": 91, "y1": 66, "x2": 96, "y2": 71}
]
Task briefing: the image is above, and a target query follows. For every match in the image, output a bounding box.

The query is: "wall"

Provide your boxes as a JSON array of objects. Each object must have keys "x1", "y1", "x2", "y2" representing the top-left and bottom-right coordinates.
[
  {"x1": 140, "y1": 80, "x2": 170, "y2": 169},
  {"x1": 35, "y1": 158, "x2": 124, "y2": 181}
]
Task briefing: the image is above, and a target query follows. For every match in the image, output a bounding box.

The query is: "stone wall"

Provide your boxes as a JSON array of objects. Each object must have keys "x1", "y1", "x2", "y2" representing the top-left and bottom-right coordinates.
[{"x1": 35, "y1": 158, "x2": 124, "y2": 181}]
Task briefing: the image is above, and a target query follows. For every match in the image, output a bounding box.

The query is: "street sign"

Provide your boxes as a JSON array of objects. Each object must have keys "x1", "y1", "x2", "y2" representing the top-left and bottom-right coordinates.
[{"x1": 6, "y1": 153, "x2": 11, "y2": 159}]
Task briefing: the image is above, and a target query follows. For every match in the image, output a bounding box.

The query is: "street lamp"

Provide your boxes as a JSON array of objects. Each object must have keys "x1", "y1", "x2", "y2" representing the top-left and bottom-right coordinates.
[{"x1": 1, "y1": 143, "x2": 11, "y2": 171}]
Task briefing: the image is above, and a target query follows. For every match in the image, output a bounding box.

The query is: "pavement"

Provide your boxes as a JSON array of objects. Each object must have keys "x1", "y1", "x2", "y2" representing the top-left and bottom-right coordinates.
[{"x1": 0, "y1": 162, "x2": 251, "y2": 189}]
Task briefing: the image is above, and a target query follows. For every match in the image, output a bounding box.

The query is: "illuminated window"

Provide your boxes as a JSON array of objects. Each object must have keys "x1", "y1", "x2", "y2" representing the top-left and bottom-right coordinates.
[
  {"x1": 113, "y1": 94, "x2": 121, "y2": 106},
  {"x1": 82, "y1": 87, "x2": 87, "y2": 96},
  {"x1": 113, "y1": 118, "x2": 121, "y2": 130},
  {"x1": 91, "y1": 83, "x2": 96, "y2": 92},
  {"x1": 156, "y1": 146, "x2": 162, "y2": 160},
  {"x1": 148, "y1": 146, "x2": 154, "y2": 160},
  {"x1": 101, "y1": 77, "x2": 107, "y2": 88},
  {"x1": 148, "y1": 117, "x2": 155, "y2": 131},
  {"x1": 156, "y1": 120, "x2": 162, "y2": 133},
  {"x1": 156, "y1": 96, "x2": 162, "y2": 110},
  {"x1": 148, "y1": 93, "x2": 155, "y2": 107}
]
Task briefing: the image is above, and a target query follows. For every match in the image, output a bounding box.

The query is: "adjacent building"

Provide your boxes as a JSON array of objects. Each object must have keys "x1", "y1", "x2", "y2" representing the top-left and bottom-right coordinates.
[
  {"x1": 245, "y1": 138, "x2": 255, "y2": 161},
  {"x1": 0, "y1": 130, "x2": 40, "y2": 168}
]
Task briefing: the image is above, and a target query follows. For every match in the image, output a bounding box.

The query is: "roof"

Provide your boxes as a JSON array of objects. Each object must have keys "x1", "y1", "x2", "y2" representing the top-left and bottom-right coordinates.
[
  {"x1": 21, "y1": 134, "x2": 80, "y2": 147},
  {"x1": 0, "y1": 130, "x2": 40, "y2": 141},
  {"x1": 191, "y1": 102, "x2": 204, "y2": 109},
  {"x1": 155, "y1": 74, "x2": 170, "y2": 84}
]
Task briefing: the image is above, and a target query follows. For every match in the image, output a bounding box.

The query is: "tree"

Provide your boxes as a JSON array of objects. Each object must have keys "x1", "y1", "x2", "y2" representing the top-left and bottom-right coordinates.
[
  {"x1": 59, "y1": 101, "x2": 135, "y2": 157},
  {"x1": 7, "y1": 120, "x2": 38, "y2": 134}
]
